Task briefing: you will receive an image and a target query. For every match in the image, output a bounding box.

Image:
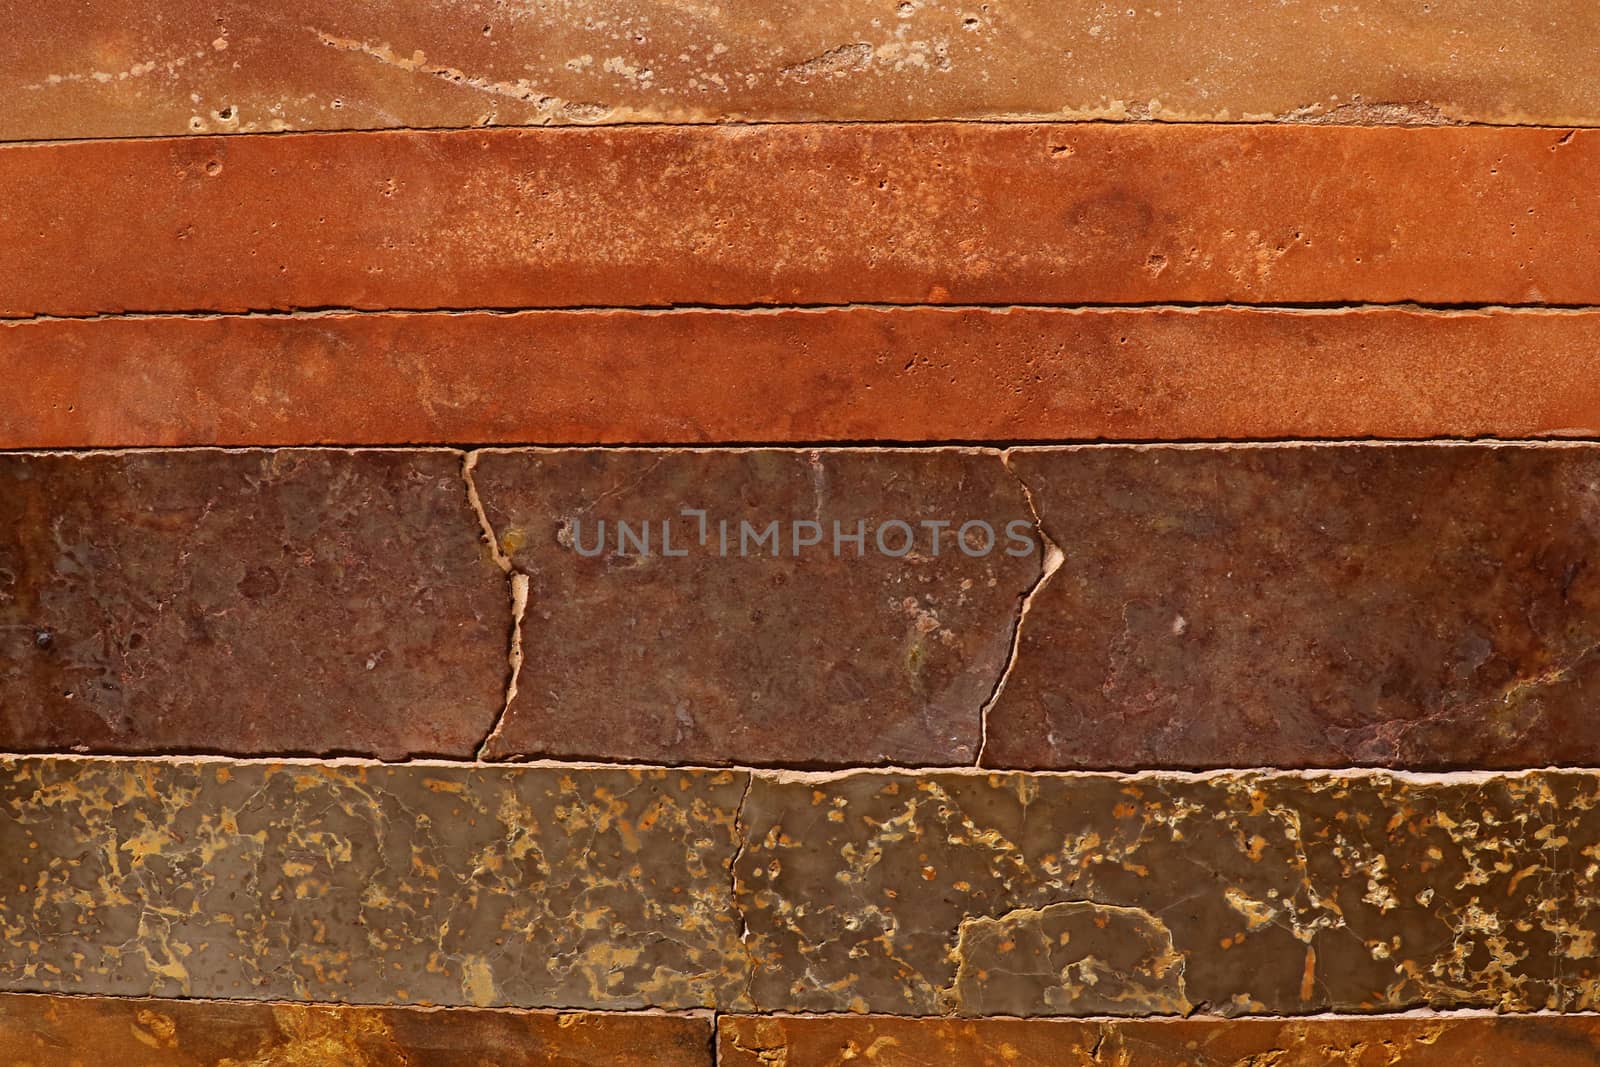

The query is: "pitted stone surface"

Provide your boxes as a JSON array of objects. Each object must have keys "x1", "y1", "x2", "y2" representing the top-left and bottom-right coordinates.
[
  {"x1": 5, "y1": 1, "x2": 1600, "y2": 139},
  {"x1": 472, "y1": 448, "x2": 1040, "y2": 766},
  {"x1": 719, "y1": 1014, "x2": 1600, "y2": 1067},
  {"x1": 9, "y1": 308, "x2": 1600, "y2": 448},
  {"x1": 0, "y1": 994, "x2": 713, "y2": 1066},
  {"x1": 0, "y1": 759, "x2": 749, "y2": 1008},
  {"x1": 985, "y1": 444, "x2": 1600, "y2": 770},
  {"x1": 3, "y1": 126, "x2": 1598, "y2": 318},
  {"x1": 0, "y1": 450, "x2": 506, "y2": 760}
]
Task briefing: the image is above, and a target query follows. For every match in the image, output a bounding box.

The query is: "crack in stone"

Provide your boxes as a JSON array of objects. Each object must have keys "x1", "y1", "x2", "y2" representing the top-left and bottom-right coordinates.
[
  {"x1": 462, "y1": 450, "x2": 525, "y2": 759},
  {"x1": 975, "y1": 452, "x2": 1064, "y2": 766},
  {"x1": 727, "y1": 772, "x2": 760, "y2": 1012},
  {"x1": 14, "y1": 302, "x2": 1600, "y2": 329}
]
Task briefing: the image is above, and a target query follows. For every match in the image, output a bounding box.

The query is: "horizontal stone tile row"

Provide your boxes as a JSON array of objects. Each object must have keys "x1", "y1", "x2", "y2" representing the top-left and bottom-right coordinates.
[
  {"x1": 7, "y1": 445, "x2": 1600, "y2": 768},
  {"x1": 0, "y1": 994, "x2": 710, "y2": 1066},
  {"x1": 8, "y1": 307, "x2": 1600, "y2": 447},
  {"x1": 7, "y1": 0, "x2": 1599, "y2": 140},
  {"x1": 1, "y1": 125, "x2": 1595, "y2": 318},
  {"x1": 719, "y1": 1014, "x2": 1600, "y2": 1066},
  {"x1": 8, "y1": 997, "x2": 1595, "y2": 1067},
  {"x1": 5, "y1": 997, "x2": 1596, "y2": 1067},
  {"x1": 2, "y1": 759, "x2": 1597, "y2": 1015}
]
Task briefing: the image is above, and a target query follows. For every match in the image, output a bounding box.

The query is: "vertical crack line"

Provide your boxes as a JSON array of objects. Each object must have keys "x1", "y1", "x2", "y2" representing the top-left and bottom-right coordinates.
[
  {"x1": 728, "y1": 771, "x2": 759, "y2": 1011},
  {"x1": 462, "y1": 449, "x2": 524, "y2": 759},
  {"x1": 478, "y1": 570, "x2": 529, "y2": 760},
  {"x1": 975, "y1": 451, "x2": 1064, "y2": 767},
  {"x1": 462, "y1": 449, "x2": 512, "y2": 574}
]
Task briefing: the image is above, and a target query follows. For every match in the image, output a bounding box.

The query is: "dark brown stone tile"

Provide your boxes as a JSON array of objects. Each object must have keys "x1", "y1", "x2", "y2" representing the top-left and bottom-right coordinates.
[
  {"x1": 985, "y1": 443, "x2": 1600, "y2": 770},
  {"x1": 2, "y1": 126, "x2": 1597, "y2": 317},
  {"x1": 0, "y1": 449, "x2": 506, "y2": 759},
  {"x1": 5, "y1": 1, "x2": 1599, "y2": 139},
  {"x1": 471, "y1": 449, "x2": 1041, "y2": 766},
  {"x1": 9, "y1": 308, "x2": 1600, "y2": 448},
  {"x1": 719, "y1": 1014, "x2": 1600, "y2": 1067},
  {"x1": 735, "y1": 770, "x2": 1599, "y2": 1015},
  {"x1": 0, "y1": 759, "x2": 749, "y2": 1008},
  {"x1": 0, "y1": 994, "x2": 712, "y2": 1067},
  {"x1": 4, "y1": 760, "x2": 1598, "y2": 1015}
]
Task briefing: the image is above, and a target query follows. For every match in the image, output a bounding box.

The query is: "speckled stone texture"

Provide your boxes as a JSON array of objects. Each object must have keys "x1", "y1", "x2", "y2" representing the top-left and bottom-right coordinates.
[
  {"x1": 719, "y1": 1014, "x2": 1600, "y2": 1067},
  {"x1": 5, "y1": 1, "x2": 1599, "y2": 139},
  {"x1": 0, "y1": 994, "x2": 712, "y2": 1066},
  {"x1": 8, "y1": 308, "x2": 1600, "y2": 448},
  {"x1": 3, "y1": 759, "x2": 1598, "y2": 1016},
  {"x1": 985, "y1": 443, "x2": 1600, "y2": 770},
  {"x1": 0, "y1": 450, "x2": 506, "y2": 759},
  {"x1": 2, "y1": 125, "x2": 1596, "y2": 318},
  {"x1": 0, "y1": 760, "x2": 748, "y2": 1007},
  {"x1": 471, "y1": 449, "x2": 1039, "y2": 766},
  {"x1": 735, "y1": 770, "x2": 1600, "y2": 1016}
]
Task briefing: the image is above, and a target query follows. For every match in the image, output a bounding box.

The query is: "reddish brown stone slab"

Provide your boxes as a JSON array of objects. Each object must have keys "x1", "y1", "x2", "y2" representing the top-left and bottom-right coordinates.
[
  {"x1": 0, "y1": 994, "x2": 712, "y2": 1067},
  {"x1": 719, "y1": 1014, "x2": 1600, "y2": 1067},
  {"x1": 0, "y1": 449, "x2": 507, "y2": 759},
  {"x1": 470, "y1": 448, "x2": 1041, "y2": 766},
  {"x1": 7, "y1": 308, "x2": 1600, "y2": 447},
  {"x1": 1, "y1": 125, "x2": 1596, "y2": 318},
  {"x1": 6, "y1": 1, "x2": 1600, "y2": 140},
  {"x1": 984, "y1": 443, "x2": 1600, "y2": 770}
]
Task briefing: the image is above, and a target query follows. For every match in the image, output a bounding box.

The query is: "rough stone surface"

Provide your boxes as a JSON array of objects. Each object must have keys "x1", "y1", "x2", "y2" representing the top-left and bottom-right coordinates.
[
  {"x1": 6, "y1": 1, "x2": 1600, "y2": 139},
  {"x1": 9, "y1": 445, "x2": 1600, "y2": 769},
  {"x1": 0, "y1": 450, "x2": 506, "y2": 760},
  {"x1": 9, "y1": 308, "x2": 1600, "y2": 448},
  {"x1": 985, "y1": 443, "x2": 1600, "y2": 770},
  {"x1": 719, "y1": 1014, "x2": 1600, "y2": 1067},
  {"x1": 5, "y1": 758, "x2": 1598, "y2": 1016},
  {"x1": 0, "y1": 994, "x2": 712, "y2": 1066},
  {"x1": 0, "y1": 759, "x2": 749, "y2": 1008},
  {"x1": 736, "y1": 770, "x2": 1600, "y2": 1016},
  {"x1": 471, "y1": 449, "x2": 1040, "y2": 766},
  {"x1": 2, "y1": 125, "x2": 1596, "y2": 318}
]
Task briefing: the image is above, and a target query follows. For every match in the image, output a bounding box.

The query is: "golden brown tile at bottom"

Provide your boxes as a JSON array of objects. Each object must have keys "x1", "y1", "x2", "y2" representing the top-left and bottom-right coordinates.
[
  {"x1": 0, "y1": 994, "x2": 711, "y2": 1067},
  {"x1": 718, "y1": 1013, "x2": 1600, "y2": 1067}
]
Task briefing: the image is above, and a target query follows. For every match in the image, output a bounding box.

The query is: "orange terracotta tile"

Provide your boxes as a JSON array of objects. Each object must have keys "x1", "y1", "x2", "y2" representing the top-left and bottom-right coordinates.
[
  {"x1": 4, "y1": 307, "x2": 1600, "y2": 447},
  {"x1": 0, "y1": 994, "x2": 712, "y2": 1066},
  {"x1": 719, "y1": 1014, "x2": 1600, "y2": 1067},
  {"x1": 0, "y1": 125, "x2": 1594, "y2": 317}
]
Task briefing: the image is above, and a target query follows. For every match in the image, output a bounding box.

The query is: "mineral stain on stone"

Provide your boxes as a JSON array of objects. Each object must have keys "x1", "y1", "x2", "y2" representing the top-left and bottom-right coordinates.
[
  {"x1": 0, "y1": 759, "x2": 750, "y2": 1009},
  {"x1": 733, "y1": 770, "x2": 1600, "y2": 1016},
  {"x1": 943, "y1": 900, "x2": 1191, "y2": 1016},
  {"x1": 2, "y1": 761, "x2": 1598, "y2": 1016}
]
